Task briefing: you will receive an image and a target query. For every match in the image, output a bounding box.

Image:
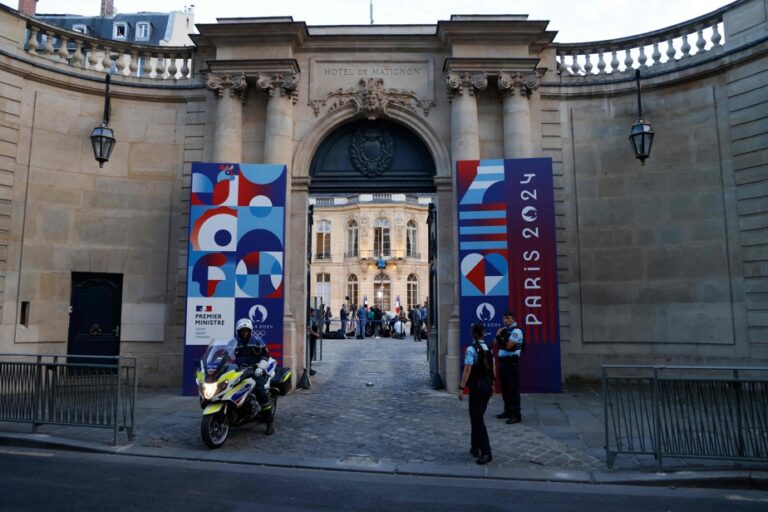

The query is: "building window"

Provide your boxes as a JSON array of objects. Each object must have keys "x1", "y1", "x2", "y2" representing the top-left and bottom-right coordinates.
[
  {"x1": 407, "y1": 274, "x2": 418, "y2": 311},
  {"x1": 374, "y1": 273, "x2": 391, "y2": 311},
  {"x1": 346, "y1": 220, "x2": 358, "y2": 257},
  {"x1": 373, "y1": 218, "x2": 391, "y2": 257},
  {"x1": 315, "y1": 273, "x2": 331, "y2": 308},
  {"x1": 72, "y1": 24, "x2": 88, "y2": 34},
  {"x1": 315, "y1": 220, "x2": 331, "y2": 260},
  {"x1": 113, "y1": 22, "x2": 127, "y2": 40},
  {"x1": 346, "y1": 274, "x2": 359, "y2": 307},
  {"x1": 136, "y1": 22, "x2": 151, "y2": 41},
  {"x1": 406, "y1": 220, "x2": 418, "y2": 258}
]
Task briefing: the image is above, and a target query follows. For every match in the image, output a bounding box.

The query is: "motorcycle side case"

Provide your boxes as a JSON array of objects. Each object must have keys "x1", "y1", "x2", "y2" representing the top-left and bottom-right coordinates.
[{"x1": 273, "y1": 366, "x2": 292, "y2": 395}]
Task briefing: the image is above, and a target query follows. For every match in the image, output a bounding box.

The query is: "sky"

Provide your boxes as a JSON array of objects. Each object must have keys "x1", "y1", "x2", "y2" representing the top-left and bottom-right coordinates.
[{"x1": 11, "y1": 0, "x2": 733, "y2": 42}]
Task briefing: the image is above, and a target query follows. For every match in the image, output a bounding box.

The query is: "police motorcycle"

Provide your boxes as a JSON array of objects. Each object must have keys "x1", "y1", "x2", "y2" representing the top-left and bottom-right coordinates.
[{"x1": 196, "y1": 337, "x2": 291, "y2": 448}]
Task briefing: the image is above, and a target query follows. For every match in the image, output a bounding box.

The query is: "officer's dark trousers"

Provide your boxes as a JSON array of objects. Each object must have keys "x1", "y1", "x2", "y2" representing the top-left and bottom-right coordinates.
[
  {"x1": 499, "y1": 356, "x2": 521, "y2": 419},
  {"x1": 254, "y1": 377, "x2": 273, "y2": 423},
  {"x1": 468, "y1": 378, "x2": 492, "y2": 456}
]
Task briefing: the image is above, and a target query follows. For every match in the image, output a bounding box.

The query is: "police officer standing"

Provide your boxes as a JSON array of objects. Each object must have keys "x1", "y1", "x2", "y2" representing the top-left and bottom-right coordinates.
[
  {"x1": 495, "y1": 310, "x2": 524, "y2": 424},
  {"x1": 459, "y1": 323, "x2": 496, "y2": 465}
]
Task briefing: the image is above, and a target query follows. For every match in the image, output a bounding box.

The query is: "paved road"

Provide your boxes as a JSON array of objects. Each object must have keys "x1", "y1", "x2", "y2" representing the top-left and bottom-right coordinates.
[{"x1": 3, "y1": 446, "x2": 767, "y2": 512}]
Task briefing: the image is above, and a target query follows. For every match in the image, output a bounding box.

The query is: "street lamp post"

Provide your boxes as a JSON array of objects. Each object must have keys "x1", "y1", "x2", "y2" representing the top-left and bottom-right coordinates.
[
  {"x1": 629, "y1": 69, "x2": 655, "y2": 165},
  {"x1": 90, "y1": 73, "x2": 116, "y2": 167}
]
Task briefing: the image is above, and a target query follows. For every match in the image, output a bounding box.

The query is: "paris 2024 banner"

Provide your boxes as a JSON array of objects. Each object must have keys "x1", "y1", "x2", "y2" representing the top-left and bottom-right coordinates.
[
  {"x1": 456, "y1": 158, "x2": 561, "y2": 393},
  {"x1": 182, "y1": 163, "x2": 286, "y2": 395}
]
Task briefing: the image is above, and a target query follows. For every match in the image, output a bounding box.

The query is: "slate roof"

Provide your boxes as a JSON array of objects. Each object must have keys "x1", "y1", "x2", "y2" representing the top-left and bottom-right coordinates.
[{"x1": 36, "y1": 12, "x2": 174, "y2": 45}]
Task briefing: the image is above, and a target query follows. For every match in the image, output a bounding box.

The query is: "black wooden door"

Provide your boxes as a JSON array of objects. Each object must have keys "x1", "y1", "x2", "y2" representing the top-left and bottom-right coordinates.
[
  {"x1": 67, "y1": 272, "x2": 123, "y2": 361},
  {"x1": 426, "y1": 203, "x2": 442, "y2": 388}
]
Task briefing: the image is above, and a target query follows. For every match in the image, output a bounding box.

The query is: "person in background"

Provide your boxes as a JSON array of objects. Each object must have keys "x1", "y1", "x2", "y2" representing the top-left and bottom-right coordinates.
[
  {"x1": 323, "y1": 306, "x2": 332, "y2": 335},
  {"x1": 340, "y1": 304, "x2": 348, "y2": 335},
  {"x1": 308, "y1": 309, "x2": 319, "y2": 376}
]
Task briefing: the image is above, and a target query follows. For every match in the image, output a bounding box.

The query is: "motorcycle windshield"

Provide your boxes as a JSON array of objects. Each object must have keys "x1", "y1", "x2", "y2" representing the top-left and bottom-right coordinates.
[{"x1": 201, "y1": 338, "x2": 238, "y2": 379}]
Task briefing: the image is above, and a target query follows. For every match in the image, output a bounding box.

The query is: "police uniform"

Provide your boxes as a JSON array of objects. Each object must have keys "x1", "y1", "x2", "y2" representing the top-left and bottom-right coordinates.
[
  {"x1": 463, "y1": 340, "x2": 493, "y2": 461},
  {"x1": 496, "y1": 322, "x2": 523, "y2": 423}
]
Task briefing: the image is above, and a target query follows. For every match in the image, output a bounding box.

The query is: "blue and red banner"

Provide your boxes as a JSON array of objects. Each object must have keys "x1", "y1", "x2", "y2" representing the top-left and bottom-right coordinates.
[
  {"x1": 456, "y1": 158, "x2": 561, "y2": 393},
  {"x1": 183, "y1": 163, "x2": 287, "y2": 395}
]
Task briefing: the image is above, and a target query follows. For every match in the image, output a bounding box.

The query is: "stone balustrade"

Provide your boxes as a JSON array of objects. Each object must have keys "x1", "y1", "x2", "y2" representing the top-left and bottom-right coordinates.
[
  {"x1": 555, "y1": 4, "x2": 728, "y2": 79},
  {"x1": 23, "y1": 16, "x2": 194, "y2": 80}
]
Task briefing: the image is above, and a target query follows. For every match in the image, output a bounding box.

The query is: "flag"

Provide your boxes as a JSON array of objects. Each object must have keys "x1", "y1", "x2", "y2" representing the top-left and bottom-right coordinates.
[{"x1": 395, "y1": 296, "x2": 401, "y2": 314}]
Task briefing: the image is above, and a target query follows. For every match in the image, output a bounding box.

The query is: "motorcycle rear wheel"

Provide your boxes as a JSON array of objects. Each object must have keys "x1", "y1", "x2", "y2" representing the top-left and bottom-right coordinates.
[{"x1": 201, "y1": 411, "x2": 229, "y2": 449}]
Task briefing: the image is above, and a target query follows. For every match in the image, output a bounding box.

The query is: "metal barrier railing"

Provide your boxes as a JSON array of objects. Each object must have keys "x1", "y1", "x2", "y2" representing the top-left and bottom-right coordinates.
[
  {"x1": 0, "y1": 353, "x2": 137, "y2": 445},
  {"x1": 603, "y1": 365, "x2": 768, "y2": 471}
]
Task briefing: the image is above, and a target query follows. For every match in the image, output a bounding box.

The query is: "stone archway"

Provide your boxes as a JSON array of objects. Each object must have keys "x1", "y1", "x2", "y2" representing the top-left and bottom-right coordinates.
[{"x1": 286, "y1": 105, "x2": 456, "y2": 388}]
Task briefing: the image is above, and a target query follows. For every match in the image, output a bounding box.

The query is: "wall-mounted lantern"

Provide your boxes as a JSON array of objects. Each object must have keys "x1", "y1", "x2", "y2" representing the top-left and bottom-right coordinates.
[
  {"x1": 90, "y1": 74, "x2": 116, "y2": 167},
  {"x1": 629, "y1": 69, "x2": 655, "y2": 165}
]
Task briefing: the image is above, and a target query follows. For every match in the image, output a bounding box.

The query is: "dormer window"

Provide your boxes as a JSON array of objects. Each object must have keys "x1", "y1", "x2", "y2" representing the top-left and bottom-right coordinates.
[
  {"x1": 136, "y1": 22, "x2": 151, "y2": 41},
  {"x1": 113, "y1": 22, "x2": 127, "y2": 40},
  {"x1": 72, "y1": 24, "x2": 88, "y2": 35}
]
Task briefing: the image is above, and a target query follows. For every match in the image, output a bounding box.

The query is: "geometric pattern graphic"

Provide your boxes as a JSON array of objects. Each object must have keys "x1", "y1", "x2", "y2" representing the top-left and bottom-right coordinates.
[
  {"x1": 235, "y1": 251, "x2": 284, "y2": 298},
  {"x1": 459, "y1": 159, "x2": 506, "y2": 205},
  {"x1": 185, "y1": 162, "x2": 287, "y2": 368},
  {"x1": 460, "y1": 252, "x2": 509, "y2": 296},
  {"x1": 456, "y1": 158, "x2": 561, "y2": 393},
  {"x1": 189, "y1": 252, "x2": 235, "y2": 298}
]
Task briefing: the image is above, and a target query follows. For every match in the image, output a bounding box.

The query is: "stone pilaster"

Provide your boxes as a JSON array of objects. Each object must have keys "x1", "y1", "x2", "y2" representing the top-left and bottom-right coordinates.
[
  {"x1": 256, "y1": 72, "x2": 301, "y2": 377},
  {"x1": 445, "y1": 72, "x2": 487, "y2": 168},
  {"x1": 206, "y1": 73, "x2": 247, "y2": 163},
  {"x1": 256, "y1": 72, "x2": 298, "y2": 165},
  {"x1": 497, "y1": 71, "x2": 539, "y2": 159}
]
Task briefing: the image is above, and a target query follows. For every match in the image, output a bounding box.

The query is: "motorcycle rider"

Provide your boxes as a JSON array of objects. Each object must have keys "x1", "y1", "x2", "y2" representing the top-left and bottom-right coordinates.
[{"x1": 234, "y1": 318, "x2": 275, "y2": 435}]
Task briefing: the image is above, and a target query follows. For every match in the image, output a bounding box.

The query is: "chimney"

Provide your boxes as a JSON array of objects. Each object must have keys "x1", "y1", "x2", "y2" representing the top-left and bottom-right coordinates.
[
  {"x1": 100, "y1": 0, "x2": 115, "y2": 17},
  {"x1": 17, "y1": 0, "x2": 37, "y2": 16}
]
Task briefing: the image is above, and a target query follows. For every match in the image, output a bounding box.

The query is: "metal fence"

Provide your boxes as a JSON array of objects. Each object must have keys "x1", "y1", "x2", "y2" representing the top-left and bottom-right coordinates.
[
  {"x1": 0, "y1": 353, "x2": 137, "y2": 445},
  {"x1": 603, "y1": 365, "x2": 768, "y2": 471}
]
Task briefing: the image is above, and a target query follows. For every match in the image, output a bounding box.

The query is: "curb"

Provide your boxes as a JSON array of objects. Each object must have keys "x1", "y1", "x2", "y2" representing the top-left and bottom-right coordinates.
[{"x1": 2, "y1": 431, "x2": 766, "y2": 490}]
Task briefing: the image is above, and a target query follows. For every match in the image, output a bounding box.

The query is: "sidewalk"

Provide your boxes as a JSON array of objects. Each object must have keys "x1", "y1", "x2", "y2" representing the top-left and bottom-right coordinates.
[{"x1": 1, "y1": 338, "x2": 766, "y2": 489}]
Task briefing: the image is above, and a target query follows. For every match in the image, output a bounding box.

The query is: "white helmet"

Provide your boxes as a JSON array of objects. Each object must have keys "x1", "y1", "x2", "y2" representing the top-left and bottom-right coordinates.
[{"x1": 236, "y1": 318, "x2": 253, "y2": 332}]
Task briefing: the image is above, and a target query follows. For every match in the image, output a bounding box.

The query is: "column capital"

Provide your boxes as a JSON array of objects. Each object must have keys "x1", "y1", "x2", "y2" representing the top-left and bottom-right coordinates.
[
  {"x1": 445, "y1": 72, "x2": 487, "y2": 101},
  {"x1": 257, "y1": 72, "x2": 299, "y2": 104},
  {"x1": 206, "y1": 72, "x2": 248, "y2": 102},
  {"x1": 497, "y1": 71, "x2": 540, "y2": 99}
]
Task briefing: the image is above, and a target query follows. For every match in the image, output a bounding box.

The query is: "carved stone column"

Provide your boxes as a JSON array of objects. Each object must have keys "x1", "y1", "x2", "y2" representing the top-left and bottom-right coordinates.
[
  {"x1": 444, "y1": 72, "x2": 486, "y2": 391},
  {"x1": 256, "y1": 72, "x2": 301, "y2": 376},
  {"x1": 498, "y1": 71, "x2": 539, "y2": 159},
  {"x1": 206, "y1": 73, "x2": 247, "y2": 162},
  {"x1": 257, "y1": 72, "x2": 298, "y2": 165},
  {"x1": 446, "y1": 72, "x2": 487, "y2": 168}
]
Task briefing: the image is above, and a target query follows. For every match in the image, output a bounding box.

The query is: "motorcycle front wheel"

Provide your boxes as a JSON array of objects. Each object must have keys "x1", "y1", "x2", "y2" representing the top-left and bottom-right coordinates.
[{"x1": 201, "y1": 411, "x2": 229, "y2": 449}]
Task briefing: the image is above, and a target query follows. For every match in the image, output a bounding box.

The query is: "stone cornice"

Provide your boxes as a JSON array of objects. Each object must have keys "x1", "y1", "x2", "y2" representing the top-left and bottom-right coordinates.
[
  {"x1": 437, "y1": 18, "x2": 556, "y2": 53},
  {"x1": 443, "y1": 57, "x2": 540, "y2": 75},
  {"x1": 192, "y1": 21, "x2": 309, "y2": 48},
  {"x1": 205, "y1": 59, "x2": 301, "y2": 76},
  {"x1": 445, "y1": 72, "x2": 487, "y2": 100}
]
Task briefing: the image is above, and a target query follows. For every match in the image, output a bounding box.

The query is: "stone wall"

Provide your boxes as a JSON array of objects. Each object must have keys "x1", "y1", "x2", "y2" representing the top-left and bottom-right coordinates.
[{"x1": 0, "y1": 8, "x2": 206, "y2": 384}]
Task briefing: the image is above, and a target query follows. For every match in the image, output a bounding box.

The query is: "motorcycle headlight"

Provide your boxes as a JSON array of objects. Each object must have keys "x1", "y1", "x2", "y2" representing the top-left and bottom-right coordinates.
[{"x1": 202, "y1": 382, "x2": 218, "y2": 400}]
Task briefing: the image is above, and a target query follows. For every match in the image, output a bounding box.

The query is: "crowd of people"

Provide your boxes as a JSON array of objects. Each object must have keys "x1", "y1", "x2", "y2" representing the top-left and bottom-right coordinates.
[{"x1": 310, "y1": 302, "x2": 429, "y2": 342}]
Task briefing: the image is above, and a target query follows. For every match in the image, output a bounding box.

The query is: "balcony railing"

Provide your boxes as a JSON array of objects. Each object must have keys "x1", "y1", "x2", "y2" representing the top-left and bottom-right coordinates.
[
  {"x1": 21, "y1": 16, "x2": 195, "y2": 81},
  {"x1": 554, "y1": 4, "x2": 729, "y2": 80},
  {"x1": 314, "y1": 252, "x2": 332, "y2": 260},
  {"x1": 355, "y1": 249, "x2": 423, "y2": 261}
]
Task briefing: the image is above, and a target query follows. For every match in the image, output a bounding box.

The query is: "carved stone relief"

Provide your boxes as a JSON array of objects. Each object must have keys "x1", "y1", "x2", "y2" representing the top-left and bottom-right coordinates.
[{"x1": 311, "y1": 78, "x2": 435, "y2": 119}]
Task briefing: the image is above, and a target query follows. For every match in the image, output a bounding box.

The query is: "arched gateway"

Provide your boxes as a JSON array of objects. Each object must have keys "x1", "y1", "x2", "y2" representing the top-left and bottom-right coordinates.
[{"x1": 305, "y1": 116, "x2": 445, "y2": 386}]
